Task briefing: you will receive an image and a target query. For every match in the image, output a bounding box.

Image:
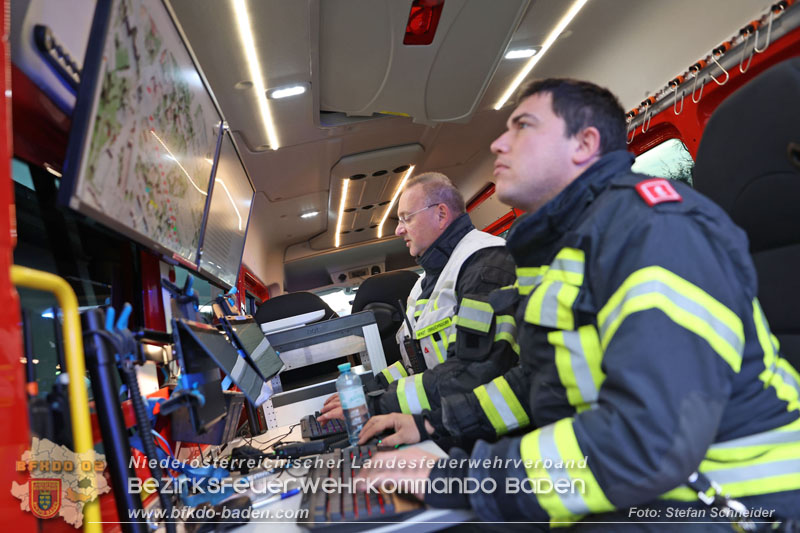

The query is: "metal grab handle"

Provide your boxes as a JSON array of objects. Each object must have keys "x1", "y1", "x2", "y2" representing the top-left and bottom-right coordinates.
[
  {"x1": 641, "y1": 105, "x2": 652, "y2": 133},
  {"x1": 625, "y1": 114, "x2": 636, "y2": 145},
  {"x1": 691, "y1": 75, "x2": 705, "y2": 103},
  {"x1": 11, "y1": 265, "x2": 101, "y2": 533},
  {"x1": 754, "y1": 9, "x2": 775, "y2": 53},
  {"x1": 670, "y1": 78, "x2": 685, "y2": 116},
  {"x1": 739, "y1": 30, "x2": 755, "y2": 73}
]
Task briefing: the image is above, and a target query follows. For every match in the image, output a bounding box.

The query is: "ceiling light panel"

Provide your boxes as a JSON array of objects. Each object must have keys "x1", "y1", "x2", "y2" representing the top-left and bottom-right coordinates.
[
  {"x1": 268, "y1": 83, "x2": 308, "y2": 100},
  {"x1": 494, "y1": 0, "x2": 589, "y2": 110},
  {"x1": 504, "y1": 48, "x2": 538, "y2": 59},
  {"x1": 232, "y1": 0, "x2": 280, "y2": 149}
]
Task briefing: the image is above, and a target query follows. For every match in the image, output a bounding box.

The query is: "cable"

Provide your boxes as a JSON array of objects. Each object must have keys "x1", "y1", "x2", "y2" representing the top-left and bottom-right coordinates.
[{"x1": 120, "y1": 358, "x2": 176, "y2": 533}]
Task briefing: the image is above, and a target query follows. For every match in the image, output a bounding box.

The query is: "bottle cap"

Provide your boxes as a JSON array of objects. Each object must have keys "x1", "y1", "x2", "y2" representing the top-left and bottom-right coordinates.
[{"x1": 337, "y1": 363, "x2": 351, "y2": 373}]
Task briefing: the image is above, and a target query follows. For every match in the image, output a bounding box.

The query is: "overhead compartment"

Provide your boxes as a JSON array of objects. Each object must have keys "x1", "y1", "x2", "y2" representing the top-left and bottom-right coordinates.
[{"x1": 318, "y1": 0, "x2": 529, "y2": 125}]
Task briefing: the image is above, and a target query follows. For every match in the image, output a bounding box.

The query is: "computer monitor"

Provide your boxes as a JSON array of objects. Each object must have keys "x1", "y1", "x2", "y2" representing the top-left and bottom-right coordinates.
[
  {"x1": 223, "y1": 315, "x2": 284, "y2": 384},
  {"x1": 172, "y1": 320, "x2": 227, "y2": 434},
  {"x1": 174, "y1": 319, "x2": 273, "y2": 407},
  {"x1": 60, "y1": 0, "x2": 225, "y2": 268},
  {"x1": 197, "y1": 131, "x2": 255, "y2": 288}
]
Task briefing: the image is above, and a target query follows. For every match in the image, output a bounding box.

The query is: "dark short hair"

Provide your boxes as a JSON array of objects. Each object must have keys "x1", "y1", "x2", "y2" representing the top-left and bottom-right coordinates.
[
  {"x1": 404, "y1": 172, "x2": 466, "y2": 215},
  {"x1": 518, "y1": 78, "x2": 627, "y2": 155}
]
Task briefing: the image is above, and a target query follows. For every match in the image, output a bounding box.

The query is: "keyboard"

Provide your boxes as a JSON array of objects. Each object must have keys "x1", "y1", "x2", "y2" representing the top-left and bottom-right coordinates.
[
  {"x1": 301, "y1": 412, "x2": 347, "y2": 440},
  {"x1": 298, "y1": 443, "x2": 423, "y2": 531}
]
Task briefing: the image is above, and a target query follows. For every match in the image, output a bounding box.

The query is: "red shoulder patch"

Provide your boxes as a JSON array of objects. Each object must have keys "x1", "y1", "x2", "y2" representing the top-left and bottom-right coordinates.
[{"x1": 635, "y1": 178, "x2": 682, "y2": 206}]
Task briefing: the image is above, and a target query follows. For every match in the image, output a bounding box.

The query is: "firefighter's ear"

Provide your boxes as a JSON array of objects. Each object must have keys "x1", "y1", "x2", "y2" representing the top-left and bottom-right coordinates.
[{"x1": 572, "y1": 126, "x2": 601, "y2": 166}]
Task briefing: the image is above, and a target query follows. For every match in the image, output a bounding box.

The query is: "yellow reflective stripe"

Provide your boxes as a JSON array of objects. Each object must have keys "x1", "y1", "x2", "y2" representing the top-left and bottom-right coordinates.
[
  {"x1": 550, "y1": 326, "x2": 604, "y2": 413},
  {"x1": 396, "y1": 374, "x2": 430, "y2": 414},
  {"x1": 447, "y1": 332, "x2": 457, "y2": 344},
  {"x1": 431, "y1": 335, "x2": 446, "y2": 364},
  {"x1": 474, "y1": 384, "x2": 506, "y2": 435},
  {"x1": 454, "y1": 299, "x2": 494, "y2": 333},
  {"x1": 754, "y1": 299, "x2": 800, "y2": 412},
  {"x1": 708, "y1": 417, "x2": 800, "y2": 458},
  {"x1": 525, "y1": 280, "x2": 580, "y2": 330},
  {"x1": 415, "y1": 317, "x2": 452, "y2": 339},
  {"x1": 413, "y1": 298, "x2": 428, "y2": 318},
  {"x1": 661, "y1": 417, "x2": 800, "y2": 501},
  {"x1": 598, "y1": 266, "x2": 744, "y2": 372},
  {"x1": 381, "y1": 361, "x2": 407, "y2": 384},
  {"x1": 495, "y1": 315, "x2": 520, "y2": 356},
  {"x1": 661, "y1": 436, "x2": 800, "y2": 500},
  {"x1": 547, "y1": 248, "x2": 585, "y2": 286},
  {"x1": 397, "y1": 377, "x2": 411, "y2": 414},
  {"x1": 521, "y1": 419, "x2": 614, "y2": 523},
  {"x1": 441, "y1": 329, "x2": 450, "y2": 351},
  {"x1": 474, "y1": 377, "x2": 530, "y2": 436},
  {"x1": 516, "y1": 266, "x2": 546, "y2": 295}
]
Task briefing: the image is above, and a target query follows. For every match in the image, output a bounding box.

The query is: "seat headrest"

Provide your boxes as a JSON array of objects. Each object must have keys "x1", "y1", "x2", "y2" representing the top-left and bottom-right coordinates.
[
  {"x1": 693, "y1": 57, "x2": 800, "y2": 253},
  {"x1": 254, "y1": 291, "x2": 338, "y2": 325},
  {"x1": 351, "y1": 271, "x2": 420, "y2": 313}
]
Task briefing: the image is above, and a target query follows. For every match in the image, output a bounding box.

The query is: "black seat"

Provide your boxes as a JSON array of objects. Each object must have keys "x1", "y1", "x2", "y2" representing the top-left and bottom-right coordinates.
[
  {"x1": 351, "y1": 271, "x2": 419, "y2": 366},
  {"x1": 693, "y1": 57, "x2": 800, "y2": 370},
  {"x1": 254, "y1": 291, "x2": 338, "y2": 326}
]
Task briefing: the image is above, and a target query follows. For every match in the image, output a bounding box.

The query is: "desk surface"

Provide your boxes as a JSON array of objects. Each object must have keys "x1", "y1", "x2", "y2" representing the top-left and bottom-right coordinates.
[{"x1": 216, "y1": 425, "x2": 473, "y2": 532}]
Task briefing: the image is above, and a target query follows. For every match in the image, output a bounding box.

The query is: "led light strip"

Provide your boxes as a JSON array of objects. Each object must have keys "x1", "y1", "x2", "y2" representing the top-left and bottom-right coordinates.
[
  {"x1": 377, "y1": 165, "x2": 416, "y2": 239},
  {"x1": 233, "y1": 0, "x2": 280, "y2": 150},
  {"x1": 334, "y1": 179, "x2": 350, "y2": 248},
  {"x1": 494, "y1": 0, "x2": 589, "y2": 110},
  {"x1": 150, "y1": 130, "x2": 242, "y2": 231}
]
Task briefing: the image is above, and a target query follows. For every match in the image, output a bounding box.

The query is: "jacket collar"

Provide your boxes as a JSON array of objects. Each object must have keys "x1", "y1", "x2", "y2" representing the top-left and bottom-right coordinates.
[
  {"x1": 418, "y1": 213, "x2": 475, "y2": 276},
  {"x1": 506, "y1": 150, "x2": 634, "y2": 263}
]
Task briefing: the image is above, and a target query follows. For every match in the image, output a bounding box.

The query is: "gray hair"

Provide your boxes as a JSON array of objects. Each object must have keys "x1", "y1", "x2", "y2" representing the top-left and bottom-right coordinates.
[{"x1": 404, "y1": 172, "x2": 466, "y2": 215}]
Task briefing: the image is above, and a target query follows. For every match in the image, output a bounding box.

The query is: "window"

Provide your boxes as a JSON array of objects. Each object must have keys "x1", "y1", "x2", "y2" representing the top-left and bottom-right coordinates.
[
  {"x1": 632, "y1": 138, "x2": 694, "y2": 186},
  {"x1": 317, "y1": 287, "x2": 356, "y2": 317},
  {"x1": 13, "y1": 159, "x2": 131, "y2": 399}
]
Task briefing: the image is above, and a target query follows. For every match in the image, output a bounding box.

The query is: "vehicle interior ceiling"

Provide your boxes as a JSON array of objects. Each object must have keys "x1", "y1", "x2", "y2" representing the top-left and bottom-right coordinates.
[{"x1": 166, "y1": 0, "x2": 775, "y2": 299}]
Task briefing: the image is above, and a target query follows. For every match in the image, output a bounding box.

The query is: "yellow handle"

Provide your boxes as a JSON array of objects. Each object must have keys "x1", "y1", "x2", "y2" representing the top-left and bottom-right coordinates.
[{"x1": 11, "y1": 265, "x2": 101, "y2": 533}]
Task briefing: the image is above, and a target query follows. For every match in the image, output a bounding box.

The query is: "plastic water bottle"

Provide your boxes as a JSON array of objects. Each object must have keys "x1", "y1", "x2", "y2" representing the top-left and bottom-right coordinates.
[{"x1": 336, "y1": 363, "x2": 370, "y2": 445}]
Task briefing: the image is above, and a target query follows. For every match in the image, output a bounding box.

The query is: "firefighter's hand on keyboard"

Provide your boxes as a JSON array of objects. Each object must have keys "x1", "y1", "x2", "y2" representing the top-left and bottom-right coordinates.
[
  {"x1": 355, "y1": 447, "x2": 439, "y2": 501},
  {"x1": 359, "y1": 413, "x2": 422, "y2": 447},
  {"x1": 318, "y1": 393, "x2": 343, "y2": 424}
]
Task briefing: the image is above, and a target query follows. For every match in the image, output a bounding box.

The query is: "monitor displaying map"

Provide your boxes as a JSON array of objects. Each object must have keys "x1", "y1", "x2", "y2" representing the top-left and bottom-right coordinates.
[
  {"x1": 61, "y1": 0, "x2": 223, "y2": 266},
  {"x1": 197, "y1": 131, "x2": 255, "y2": 288}
]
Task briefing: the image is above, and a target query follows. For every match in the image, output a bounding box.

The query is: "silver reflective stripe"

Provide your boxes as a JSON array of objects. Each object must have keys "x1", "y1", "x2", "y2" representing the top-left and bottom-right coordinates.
[
  {"x1": 538, "y1": 425, "x2": 591, "y2": 515},
  {"x1": 562, "y1": 330, "x2": 599, "y2": 404},
  {"x1": 598, "y1": 280, "x2": 744, "y2": 355},
  {"x1": 539, "y1": 281, "x2": 564, "y2": 327},
  {"x1": 485, "y1": 381, "x2": 521, "y2": 432},
  {"x1": 711, "y1": 429, "x2": 800, "y2": 450},
  {"x1": 496, "y1": 318, "x2": 516, "y2": 337},
  {"x1": 518, "y1": 274, "x2": 544, "y2": 287},
  {"x1": 550, "y1": 258, "x2": 584, "y2": 276},
  {"x1": 458, "y1": 304, "x2": 493, "y2": 330},
  {"x1": 776, "y1": 366, "x2": 800, "y2": 397},
  {"x1": 383, "y1": 365, "x2": 404, "y2": 382},
  {"x1": 401, "y1": 377, "x2": 424, "y2": 414},
  {"x1": 707, "y1": 458, "x2": 800, "y2": 485},
  {"x1": 251, "y1": 337, "x2": 272, "y2": 364}
]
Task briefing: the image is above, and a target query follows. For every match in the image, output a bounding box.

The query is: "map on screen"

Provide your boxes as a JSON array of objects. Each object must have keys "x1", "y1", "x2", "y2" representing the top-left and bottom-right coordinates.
[{"x1": 63, "y1": 0, "x2": 223, "y2": 264}]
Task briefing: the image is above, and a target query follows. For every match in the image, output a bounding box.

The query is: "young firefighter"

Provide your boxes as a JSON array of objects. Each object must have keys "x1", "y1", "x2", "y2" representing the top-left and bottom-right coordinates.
[{"x1": 356, "y1": 79, "x2": 800, "y2": 528}]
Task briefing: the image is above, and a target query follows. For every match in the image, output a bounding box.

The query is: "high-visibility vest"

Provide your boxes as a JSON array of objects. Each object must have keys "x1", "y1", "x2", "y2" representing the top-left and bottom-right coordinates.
[{"x1": 396, "y1": 229, "x2": 506, "y2": 370}]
